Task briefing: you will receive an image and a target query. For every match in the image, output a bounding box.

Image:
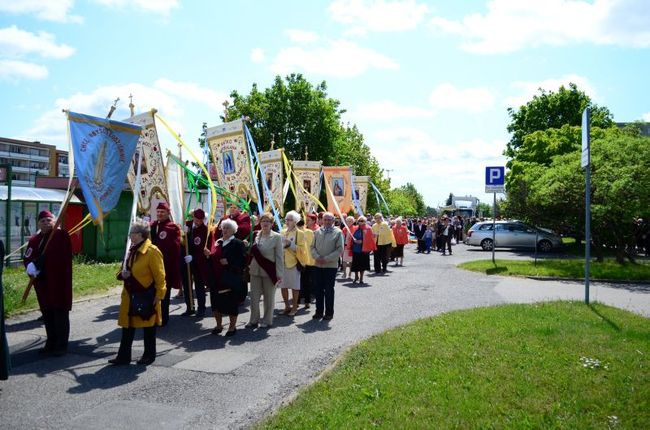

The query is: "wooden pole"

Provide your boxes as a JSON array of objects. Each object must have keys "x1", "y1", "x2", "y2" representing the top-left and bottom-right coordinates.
[{"x1": 178, "y1": 143, "x2": 194, "y2": 311}]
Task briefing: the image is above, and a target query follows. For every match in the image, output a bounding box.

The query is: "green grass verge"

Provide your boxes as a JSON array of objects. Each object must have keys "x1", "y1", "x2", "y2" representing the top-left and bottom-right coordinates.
[
  {"x1": 259, "y1": 302, "x2": 650, "y2": 429},
  {"x1": 458, "y1": 259, "x2": 650, "y2": 281},
  {"x1": 2, "y1": 259, "x2": 121, "y2": 316}
]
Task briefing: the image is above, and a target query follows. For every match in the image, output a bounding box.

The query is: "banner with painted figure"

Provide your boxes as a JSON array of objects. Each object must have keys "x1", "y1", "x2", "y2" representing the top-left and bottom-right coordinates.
[
  {"x1": 293, "y1": 160, "x2": 322, "y2": 213},
  {"x1": 68, "y1": 111, "x2": 142, "y2": 224},
  {"x1": 352, "y1": 175, "x2": 369, "y2": 214},
  {"x1": 259, "y1": 148, "x2": 284, "y2": 215},
  {"x1": 124, "y1": 110, "x2": 168, "y2": 219},
  {"x1": 206, "y1": 119, "x2": 257, "y2": 202},
  {"x1": 322, "y1": 166, "x2": 354, "y2": 215}
]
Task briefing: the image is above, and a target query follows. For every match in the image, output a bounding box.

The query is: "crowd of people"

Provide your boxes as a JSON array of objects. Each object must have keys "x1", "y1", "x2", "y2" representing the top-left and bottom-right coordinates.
[{"x1": 20, "y1": 204, "x2": 484, "y2": 366}]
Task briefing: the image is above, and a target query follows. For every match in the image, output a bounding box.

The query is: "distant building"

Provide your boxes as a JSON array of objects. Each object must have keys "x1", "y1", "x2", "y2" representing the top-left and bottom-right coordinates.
[
  {"x1": 0, "y1": 137, "x2": 69, "y2": 186},
  {"x1": 616, "y1": 122, "x2": 650, "y2": 137}
]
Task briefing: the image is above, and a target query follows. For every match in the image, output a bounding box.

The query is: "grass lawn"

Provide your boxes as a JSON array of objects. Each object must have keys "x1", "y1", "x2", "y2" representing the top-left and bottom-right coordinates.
[
  {"x1": 259, "y1": 302, "x2": 650, "y2": 429},
  {"x1": 458, "y1": 259, "x2": 650, "y2": 281},
  {"x1": 2, "y1": 259, "x2": 121, "y2": 316}
]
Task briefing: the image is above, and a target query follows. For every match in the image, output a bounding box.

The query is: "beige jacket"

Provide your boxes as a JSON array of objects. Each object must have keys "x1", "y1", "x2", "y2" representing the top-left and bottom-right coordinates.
[
  {"x1": 311, "y1": 227, "x2": 344, "y2": 268},
  {"x1": 249, "y1": 230, "x2": 285, "y2": 279}
]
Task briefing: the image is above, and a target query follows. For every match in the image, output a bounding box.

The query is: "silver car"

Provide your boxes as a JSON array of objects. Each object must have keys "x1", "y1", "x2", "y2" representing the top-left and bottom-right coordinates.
[{"x1": 464, "y1": 221, "x2": 562, "y2": 252}]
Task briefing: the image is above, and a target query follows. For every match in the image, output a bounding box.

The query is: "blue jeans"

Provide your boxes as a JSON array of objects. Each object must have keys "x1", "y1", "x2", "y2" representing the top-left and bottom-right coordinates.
[{"x1": 313, "y1": 267, "x2": 337, "y2": 317}]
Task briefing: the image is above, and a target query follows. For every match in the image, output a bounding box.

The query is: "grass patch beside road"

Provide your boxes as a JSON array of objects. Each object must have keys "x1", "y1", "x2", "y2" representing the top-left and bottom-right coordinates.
[
  {"x1": 2, "y1": 260, "x2": 121, "y2": 316},
  {"x1": 259, "y1": 302, "x2": 650, "y2": 429},
  {"x1": 458, "y1": 259, "x2": 650, "y2": 281}
]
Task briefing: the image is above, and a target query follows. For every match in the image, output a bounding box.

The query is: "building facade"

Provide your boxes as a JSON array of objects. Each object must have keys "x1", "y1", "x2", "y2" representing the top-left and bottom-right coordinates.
[{"x1": 0, "y1": 137, "x2": 69, "y2": 186}]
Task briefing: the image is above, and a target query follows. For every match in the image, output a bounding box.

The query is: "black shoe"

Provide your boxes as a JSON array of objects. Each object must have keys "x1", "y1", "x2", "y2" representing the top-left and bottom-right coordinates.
[
  {"x1": 245, "y1": 323, "x2": 258, "y2": 329},
  {"x1": 211, "y1": 326, "x2": 223, "y2": 335},
  {"x1": 312, "y1": 313, "x2": 323, "y2": 320},
  {"x1": 225, "y1": 328, "x2": 237, "y2": 337},
  {"x1": 137, "y1": 356, "x2": 155, "y2": 365},
  {"x1": 108, "y1": 357, "x2": 131, "y2": 365},
  {"x1": 181, "y1": 309, "x2": 196, "y2": 316},
  {"x1": 37, "y1": 347, "x2": 54, "y2": 356},
  {"x1": 195, "y1": 308, "x2": 206, "y2": 317},
  {"x1": 51, "y1": 349, "x2": 67, "y2": 357},
  {"x1": 323, "y1": 315, "x2": 333, "y2": 321}
]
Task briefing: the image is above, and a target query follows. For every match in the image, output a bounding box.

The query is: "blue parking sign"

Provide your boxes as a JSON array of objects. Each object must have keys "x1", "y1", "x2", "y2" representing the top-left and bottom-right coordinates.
[{"x1": 485, "y1": 166, "x2": 505, "y2": 193}]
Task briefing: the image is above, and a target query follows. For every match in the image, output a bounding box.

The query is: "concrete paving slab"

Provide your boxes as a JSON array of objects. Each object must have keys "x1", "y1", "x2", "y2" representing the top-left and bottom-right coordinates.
[{"x1": 173, "y1": 350, "x2": 258, "y2": 374}]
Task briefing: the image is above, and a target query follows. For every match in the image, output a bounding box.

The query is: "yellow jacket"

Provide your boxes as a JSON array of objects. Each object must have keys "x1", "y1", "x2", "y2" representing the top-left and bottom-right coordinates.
[
  {"x1": 300, "y1": 228, "x2": 316, "y2": 266},
  {"x1": 118, "y1": 239, "x2": 167, "y2": 328},
  {"x1": 281, "y1": 228, "x2": 309, "y2": 269},
  {"x1": 372, "y1": 221, "x2": 396, "y2": 247}
]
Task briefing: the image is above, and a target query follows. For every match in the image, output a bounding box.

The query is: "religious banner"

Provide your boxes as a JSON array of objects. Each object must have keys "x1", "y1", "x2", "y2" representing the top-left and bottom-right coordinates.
[
  {"x1": 206, "y1": 119, "x2": 257, "y2": 202},
  {"x1": 124, "y1": 110, "x2": 168, "y2": 218},
  {"x1": 322, "y1": 166, "x2": 354, "y2": 214},
  {"x1": 352, "y1": 175, "x2": 369, "y2": 214},
  {"x1": 293, "y1": 160, "x2": 322, "y2": 213},
  {"x1": 259, "y1": 148, "x2": 284, "y2": 215},
  {"x1": 68, "y1": 111, "x2": 141, "y2": 225}
]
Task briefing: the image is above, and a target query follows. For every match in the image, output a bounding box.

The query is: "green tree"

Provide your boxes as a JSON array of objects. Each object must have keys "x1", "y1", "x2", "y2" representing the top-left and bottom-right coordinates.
[
  {"x1": 505, "y1": 83, "x2": 614, "y2": 162},
  {"x1": 445, "y1": 193, "x2": 453, "y2": 206}
]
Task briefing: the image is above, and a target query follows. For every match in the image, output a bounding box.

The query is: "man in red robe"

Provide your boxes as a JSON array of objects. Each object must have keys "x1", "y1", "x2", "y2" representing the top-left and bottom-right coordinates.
[
  {"x1": 23, "y1": 210, "x2": 72, "y2": 356},
  {"x1": 218, "y1": 205, "x2": 251, "y2": 242},
  {"x1": 150, "y1": 202, "x2": 181, "y2": 326},
  {"x1": 185, "y1": 208, "x2": 213, "y2": 317}
]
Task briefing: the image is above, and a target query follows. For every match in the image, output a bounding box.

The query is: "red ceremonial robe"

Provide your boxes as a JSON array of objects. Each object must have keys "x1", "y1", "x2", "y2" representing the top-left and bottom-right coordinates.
[
  {"x1": 217, "y1": 212, "x2": 252, "y2": 242},
  {"x1": 151, "y1": 219, "x2": 181, "y2": 289},
  {"x1": 187, "y1": 222, "x2": 214, "y2": 280},
  {"x1": 23, "y1": 229, "x2": 73, "y2": 311}
]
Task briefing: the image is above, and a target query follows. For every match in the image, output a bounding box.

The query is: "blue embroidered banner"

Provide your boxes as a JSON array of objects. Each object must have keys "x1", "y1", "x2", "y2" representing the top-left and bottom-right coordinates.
[{"x1": 68, "y1": 111, "x2": 142, "y2": 224}]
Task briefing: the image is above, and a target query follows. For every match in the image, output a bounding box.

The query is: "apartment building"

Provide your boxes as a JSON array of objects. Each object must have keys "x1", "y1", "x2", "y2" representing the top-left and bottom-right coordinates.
[{"x1": 0, "y1": 137, "x2": 69, "y2": 186}]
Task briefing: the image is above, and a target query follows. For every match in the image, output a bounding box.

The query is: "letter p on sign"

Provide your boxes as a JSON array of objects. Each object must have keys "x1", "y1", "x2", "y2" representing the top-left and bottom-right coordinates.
[{"x1": 485, "y1": 166, "x2": 505, "y2": 193}]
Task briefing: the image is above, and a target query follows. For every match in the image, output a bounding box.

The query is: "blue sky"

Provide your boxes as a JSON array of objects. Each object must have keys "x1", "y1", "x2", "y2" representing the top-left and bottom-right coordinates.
[{"x1": 1, "y1": 0, "x2": 649, "y2": 208}]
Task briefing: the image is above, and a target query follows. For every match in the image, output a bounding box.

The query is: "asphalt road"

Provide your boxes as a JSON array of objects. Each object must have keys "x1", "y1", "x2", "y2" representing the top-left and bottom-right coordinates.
[{"x1": 2, "y1": 243, "x2": 649, "y2": 429}]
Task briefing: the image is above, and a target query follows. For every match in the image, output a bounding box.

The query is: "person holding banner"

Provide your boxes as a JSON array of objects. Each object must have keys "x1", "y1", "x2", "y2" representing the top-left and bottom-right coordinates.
[
  {"x1": 150, "y1": 202, "x2": 181, "y2": 326},
  {"x1": 310, "y1": 212, "x2": 344, "y2": 321},
  {"x1": 204, "y1": 219, "x2": 246, "y2": 336},
  {"x1": 372, "y1": 213, "x2": 395, "y2": 274},
  {"x1": 23, "y1": 210, "x2": 73, "y2": 357},
  {"x1": 247, "y1": 213, "x2": 284, "y2": 329},
  {"x1": 110, "y1": 219, "x2": 166, "y2": 366},
  {"x1": 280, "y1": 211, "x2": 308, "y2": 317},
  {"x1": 185, "y1": 208, "x2": 213, "y2": 317}
]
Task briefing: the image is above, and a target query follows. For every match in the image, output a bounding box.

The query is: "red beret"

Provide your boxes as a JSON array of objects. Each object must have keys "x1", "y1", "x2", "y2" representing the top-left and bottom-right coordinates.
[
  {"x1": 38, "y1": 210, "x2": 54, "y2": 220},
  {"x1": 193, "y1": 208, "x2": 205, "y2": 219},
  {"x1": 157, "y1": 202, "x2": 170, "y2": 211}
]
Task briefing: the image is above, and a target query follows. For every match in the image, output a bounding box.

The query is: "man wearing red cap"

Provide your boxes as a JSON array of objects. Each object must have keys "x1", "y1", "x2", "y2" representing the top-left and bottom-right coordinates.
[
  {"x1": 23, "y1": 210, "x2": 73, "y2": 356},
  {"x1": 185, "y1": 208, "x2": 213, "y2": 317},
  {"x1": 150, "y1": 202, "x2": 181, "y2": 326}
]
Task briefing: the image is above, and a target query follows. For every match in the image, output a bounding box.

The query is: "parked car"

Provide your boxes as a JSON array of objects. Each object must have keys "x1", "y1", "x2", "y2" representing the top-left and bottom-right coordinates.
[{"x1": 464, "y1": 220, "x2": 562, "y2": 252}]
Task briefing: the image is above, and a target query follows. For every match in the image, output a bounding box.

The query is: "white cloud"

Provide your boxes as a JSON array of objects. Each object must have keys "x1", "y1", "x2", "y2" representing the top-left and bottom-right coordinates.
[
  {"x1": 93, "y1": 0, "x2": 179, "y2": 15},
  {"x1": 0, "y1": 26, "x2": 75, "y2": 59},
  {"x1": 22, "y1": 80, "x2": 227, "y2": 150},
  {"x1": 271, "y1": 39, "x2": 399, "y2": 78},
  {"x1": 286, "y1": 29, "x2": 319, "y2": 43},
  {"x1": 429, "y1": 83, "x2": 496, "y2": 113},
  {"x1": 329, "y1": 0, "x2": 429, "y2": 34},
  {"x1": 0, "y1": 59, "x2": 48, "y2": 81},
  {"x1": 430, "y1": 0, "x2": 650, "y2": 54},
  {"x1": 643, "y1": 112, "x2": 650, "y2": 122},
  {"x1": 506, "y1": 74, "x2": 597, "y2": 108},
  {"x1": 0, "y1": 0, "x2": 83, "y2": 23},
  {"x1": 250, "y1": 48, "x2": 265, "y2": 63},
  {"x1": 349, "y1": 100, "x2": 434, "y2": 121}
]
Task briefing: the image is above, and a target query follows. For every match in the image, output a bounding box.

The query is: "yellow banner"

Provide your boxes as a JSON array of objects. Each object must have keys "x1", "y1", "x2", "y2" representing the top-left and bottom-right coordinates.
[
  {"x1": 259, "y1": 148, "x2": 284, "y2": 215},
  {"x1": 352, "y1": 175, "x2": 369, "y2": 214},
  {"x1": 293, "y1": 160, "x2": 322, "y2": 213},
  {"x1": 206, "y1": 119, "x2": 258, "y2": 202},
  {"x1": 322, "y1": 166, "x2": 354, "y2": 214},
  {"x1": 124, "y1": 109, "x2": 168, "y2": 217}
]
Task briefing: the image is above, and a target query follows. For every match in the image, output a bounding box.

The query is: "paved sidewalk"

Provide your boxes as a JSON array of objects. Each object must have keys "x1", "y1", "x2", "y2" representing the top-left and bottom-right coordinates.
[{"x1": 1, "y1": 244, "x2": 648, "y2": 429}]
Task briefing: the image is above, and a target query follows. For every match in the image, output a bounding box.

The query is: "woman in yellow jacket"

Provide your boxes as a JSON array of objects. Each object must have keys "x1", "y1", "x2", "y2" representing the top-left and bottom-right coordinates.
[
  {"x1": 109, "y1": 219, "x2": 166, "y2": 366},
  {"x1": 280, "y1": 211, "x2": 309, "y2": 316}
]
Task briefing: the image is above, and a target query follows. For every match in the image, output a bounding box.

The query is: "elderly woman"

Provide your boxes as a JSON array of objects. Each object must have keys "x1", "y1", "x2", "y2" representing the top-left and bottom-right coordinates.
[
  {"x1": 204, "y1": 218, "x2": 246, "y2": 336},
  {"x1": 349, "y1": 216, "x2": 375, "y2": 284},
  {"x1": 280, "y1": 210, "x2": 308, "y2": 316},
  {"x1": 246, "y1": 212, "x2": 284, "y2": 328},
  {"x1": 109, "y1": 219, "x2": 166, "y2": 366},
  {"x1": 391, "y1": 217, "x2": 410, "y2": 266}
]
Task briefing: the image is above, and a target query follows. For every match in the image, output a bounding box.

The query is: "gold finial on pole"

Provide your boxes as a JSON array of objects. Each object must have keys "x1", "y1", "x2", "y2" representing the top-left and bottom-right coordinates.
[
  {"x1": 304, "y1": 146, "x2": 309, "y2": 161},
  {"x1": 128, "y1": 93, "x2": 135, "y2": 117},
  {"x1": 107, "y1": 97, "x2": 120, "y2": 118},
  {"x1": 270, "y1": 133, "x2": 275, "y2": 150}
]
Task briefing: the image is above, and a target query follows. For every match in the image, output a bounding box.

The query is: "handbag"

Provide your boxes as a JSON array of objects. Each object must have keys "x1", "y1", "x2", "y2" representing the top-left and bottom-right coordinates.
[{"x1": 128, "y1": 286, "x2": 156, "y2": 320}]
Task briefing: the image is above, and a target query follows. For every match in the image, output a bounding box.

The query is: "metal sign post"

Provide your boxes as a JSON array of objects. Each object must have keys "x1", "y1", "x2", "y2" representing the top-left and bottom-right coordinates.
[
  {"x1": 581, "y1": 108, "x2": 591, "y2": 304},
  {"x1": 485, "y1": 166, "x2": 505, "y2": 265}
]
